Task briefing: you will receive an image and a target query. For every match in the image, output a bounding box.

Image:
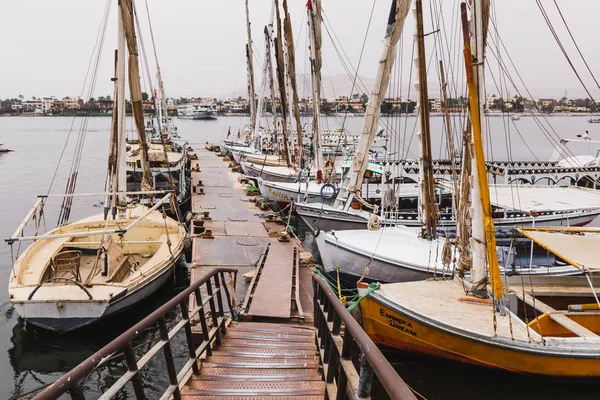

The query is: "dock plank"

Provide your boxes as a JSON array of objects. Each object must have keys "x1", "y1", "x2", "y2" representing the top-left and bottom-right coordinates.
[{"x1": 248, "y1": 243, "x2": 295, "y2": 319}]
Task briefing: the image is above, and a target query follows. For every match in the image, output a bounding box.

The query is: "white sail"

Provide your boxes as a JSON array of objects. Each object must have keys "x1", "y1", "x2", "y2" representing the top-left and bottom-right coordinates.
[{"x1": 345, "y1": 0, "x2": 412, "y2": 193}]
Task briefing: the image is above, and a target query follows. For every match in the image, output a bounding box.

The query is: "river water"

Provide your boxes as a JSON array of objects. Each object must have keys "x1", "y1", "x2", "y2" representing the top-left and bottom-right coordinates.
[{"x1": 1, "y1": 115, "x2": 599, "y2": 399}]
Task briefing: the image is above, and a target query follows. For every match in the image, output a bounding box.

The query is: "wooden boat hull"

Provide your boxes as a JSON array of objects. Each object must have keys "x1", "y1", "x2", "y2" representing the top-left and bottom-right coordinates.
[
  {"x1": 360, "y1": 291, "x2": 600, "y2": 377},
  {"x1": 316, "y1": 226, "x2": 581, "y2": 286},
  {"x1": 9, "y1": 206, "x2": 186, "y2": 334},
  {"x1": 13, "y1": 263, "x2": 175, "y2": 333},
  {"x1": 315, "y1": 229, "x2": 441, "y2": 284}
]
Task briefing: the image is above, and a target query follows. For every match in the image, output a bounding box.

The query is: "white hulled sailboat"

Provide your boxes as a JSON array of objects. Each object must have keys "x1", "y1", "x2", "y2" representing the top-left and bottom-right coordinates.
[{"x1": 7, "y1": 0, "x2": 185, "y2": 333}]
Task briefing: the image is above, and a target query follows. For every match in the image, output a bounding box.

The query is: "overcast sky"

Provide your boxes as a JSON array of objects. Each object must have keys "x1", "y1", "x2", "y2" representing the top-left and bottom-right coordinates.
[{"x1": 1, "y1": 0, "x2": 599, "y2": 100}]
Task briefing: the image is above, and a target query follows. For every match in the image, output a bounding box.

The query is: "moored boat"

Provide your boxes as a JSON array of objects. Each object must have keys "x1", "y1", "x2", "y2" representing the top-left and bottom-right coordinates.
[
  {"x1": 6, "y1": 0, "x2": 186, "y2": 333},
  {"x1": 357, "y1": 0, "x2": 600, "y2": 378},
  {"x1": 8, "y1": 202, "x2": 185, "y2": 333}
]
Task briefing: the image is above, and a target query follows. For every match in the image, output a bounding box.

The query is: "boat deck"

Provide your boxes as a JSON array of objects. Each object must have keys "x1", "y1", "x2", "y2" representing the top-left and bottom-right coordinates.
[{"x1": 377, "y1": 279, "x2": 540, "y2": 342}]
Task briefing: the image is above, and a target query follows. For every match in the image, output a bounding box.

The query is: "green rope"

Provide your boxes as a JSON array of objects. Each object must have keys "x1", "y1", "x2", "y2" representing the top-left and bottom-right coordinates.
[
  {"x1": 347, "y1": 282, "x2": 380, "y2": 312},
  {"x1": 314, "y1": 268, "x2": 358, "y2": 297}
]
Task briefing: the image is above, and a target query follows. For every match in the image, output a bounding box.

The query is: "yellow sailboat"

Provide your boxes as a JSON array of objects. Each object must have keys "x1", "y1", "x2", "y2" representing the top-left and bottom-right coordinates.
[{"x1": 358, "y1": 0, "x2": 600, "y2": 377}]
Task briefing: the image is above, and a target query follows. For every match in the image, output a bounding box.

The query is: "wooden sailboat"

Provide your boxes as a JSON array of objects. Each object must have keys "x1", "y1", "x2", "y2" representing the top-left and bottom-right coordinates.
[
  {"x1": 358, "y1": 1, "x2": 600, "y2": 377},
  {"x1": 223, "y1": 0, "x2": 278, "y2": 158},
  {"x1": 314, "y1": 0, "x2": 451, "y2": 285},
  {"x1": 6, "y1": 0, "x2": 185, "y2": 333},
  {"x1": 125, "y1": 3, "x2": 189, "y2": 212}
]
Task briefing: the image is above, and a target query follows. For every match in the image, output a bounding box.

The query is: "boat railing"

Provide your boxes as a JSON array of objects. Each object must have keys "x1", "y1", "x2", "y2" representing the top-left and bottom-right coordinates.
[
  {"x1": 312, "y1": 272, "x2": 417, "y2": 400},
  {"x1": 32, "y1": 267, "x2": 237, "y2": 400},
  {"x1": 6, "y1": 191, "x2": 174, "y2": 243}
]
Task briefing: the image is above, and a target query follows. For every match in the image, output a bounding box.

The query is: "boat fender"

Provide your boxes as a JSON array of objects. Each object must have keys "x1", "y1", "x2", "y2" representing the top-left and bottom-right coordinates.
[
  {"x1": 320, "y1": 183, "x2": 337, "y2": 200},
  {"x1": 185, "y1": 211, "x2": 193, "y2": 225},
  {"x1": 183, "y1": 237, "x2": 192, "y2": 263}
]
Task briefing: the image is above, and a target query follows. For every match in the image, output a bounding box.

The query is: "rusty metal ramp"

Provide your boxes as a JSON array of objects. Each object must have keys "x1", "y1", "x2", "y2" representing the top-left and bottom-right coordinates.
[
  {"x1": 243, "y1": 242, "x2": 297, "y2": 320},
  {"x1": 182, "y1": 322, "x2": 324, "y2": 399}
]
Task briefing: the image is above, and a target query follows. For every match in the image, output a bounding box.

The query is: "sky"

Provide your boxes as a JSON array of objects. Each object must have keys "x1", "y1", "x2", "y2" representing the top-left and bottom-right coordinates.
[{"x1": 1, "y1": 0, "x2": 599, "y2": 101}]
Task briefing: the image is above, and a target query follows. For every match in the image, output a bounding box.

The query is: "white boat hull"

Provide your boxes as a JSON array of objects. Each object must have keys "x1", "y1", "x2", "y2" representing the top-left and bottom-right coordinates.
[
  {"x1": 13, "y1": 262, "x2": 176, "y2": 333},
  {"x1": 316, "y1": 228, "x2": 582, "y2": 285},
  {"x1": 297, "y1": 202, "x2": 600, "y2": 236}
]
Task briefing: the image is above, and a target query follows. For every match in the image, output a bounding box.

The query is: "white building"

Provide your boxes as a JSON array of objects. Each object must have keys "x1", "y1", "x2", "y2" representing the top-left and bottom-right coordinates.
[{"x1": 63, "y1": 96, "x2": 81, "y2": 110}]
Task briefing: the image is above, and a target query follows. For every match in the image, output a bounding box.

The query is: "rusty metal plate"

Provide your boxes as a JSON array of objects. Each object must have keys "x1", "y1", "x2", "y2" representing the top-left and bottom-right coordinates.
[
  {"x1": 224, "y1": 222, "x2": 269, "y2": 237},
  {"x1": 247, "y1": 243, "x2": 295, "y2": 319}
]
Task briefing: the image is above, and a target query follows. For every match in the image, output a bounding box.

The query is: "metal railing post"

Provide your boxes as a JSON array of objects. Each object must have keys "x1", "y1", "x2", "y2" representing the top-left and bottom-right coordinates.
[
  {"x1": 357, "y1": 351, "x2": 374, "y2": 399},
  {"x1": 158, "y1": 317, "x2": 181, "y2": 400},
  {"x1": 205, "y1": 279, "x2": 222, "y2": 346},
  {"x1": 194, "y1": 287, "x2": 212, "y2": 356},
  {"x1": 68, "y1": 385, "x2": 86, "y2": 400},
  {"x1": 123, "y1": 343, "x2": 146, "y2": 400},
  {"x1": 179, "y1": 300, "x2": 200, "y2": 375}
]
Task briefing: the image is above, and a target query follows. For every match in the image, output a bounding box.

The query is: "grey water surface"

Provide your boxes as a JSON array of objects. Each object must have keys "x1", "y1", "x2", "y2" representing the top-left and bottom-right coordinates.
[{"x1": 1, "y1": 114, "x2": 599, "y2": 399}]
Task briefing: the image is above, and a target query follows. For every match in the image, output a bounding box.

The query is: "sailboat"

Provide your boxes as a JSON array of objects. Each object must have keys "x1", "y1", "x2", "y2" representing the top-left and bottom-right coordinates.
[
  {"x1": 222, "y1": 0, "x2": 276, "y2": 159},
  {"x1": 358, "y1": 1, "x2": 600, "y2": 377},
  {"x1": 6, "y1": 0, "x2": 185, "y2": 333},
  {"x1": 315, "y1": 0, "x2": 451, "y2": 285},
  {"x1": 125, "y1": 5, "x2": 189, "y2": 213}
]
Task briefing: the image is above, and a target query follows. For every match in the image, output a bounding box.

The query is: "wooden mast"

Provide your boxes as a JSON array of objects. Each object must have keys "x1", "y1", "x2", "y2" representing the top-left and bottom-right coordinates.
[
  {"x1": 282, "y1": 0, "x2": 303, "y2": 164},
  {"x1": 415, "y1": 0, "x2": 437, "y2": 238},
  {"x1": 105, "y1": 49, "x2": 120, "y2": 219},
  {"x1": 460, "y1": 1, "x2": 503, "y2": 300},
  {"x1": 274, "y1": 0, "x2": 292, "y2": 167},
  {"x1": 120, "y1": 0, "x2": 152, "y2": 192},
  {"x1": 307, "y1": 0, "x2": 324, "y2": 182},
  {"x1": 264, "y1": 25, "x2": 278, "y2": 136},
  {"x1": 245, "y1": 0, "x2": 257, "y2": 132}
]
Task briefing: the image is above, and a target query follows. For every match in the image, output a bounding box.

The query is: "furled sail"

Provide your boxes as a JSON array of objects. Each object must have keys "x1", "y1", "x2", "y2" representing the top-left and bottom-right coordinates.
[
  {"x1": 274, "y1": 1, "x2": 292, "y2": 167},
  {"x1": 282, "y1": 0, "x2": 303, "y2": 162},
  {"x1": 345, "y1": 0, "x2": 412, "y2": 192},
  {"x1": 120, "y1": 0, "x2": 152, "y2": 192},
  {"x1": 245, "y1": 0, "x2": 257, "y2": 131},
  {"x1": 307, "y1": 0, "x2": 324, "y2": 180}
]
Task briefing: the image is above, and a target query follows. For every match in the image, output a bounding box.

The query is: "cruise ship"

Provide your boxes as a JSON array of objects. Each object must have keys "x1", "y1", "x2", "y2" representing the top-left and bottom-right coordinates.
[{"x1": 177, "y1": 101, "x2": 218, "y2": 120}]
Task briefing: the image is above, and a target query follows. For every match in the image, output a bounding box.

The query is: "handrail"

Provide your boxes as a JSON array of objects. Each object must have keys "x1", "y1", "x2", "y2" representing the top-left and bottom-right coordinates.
[
  {"x1": 313, "y1": 272, "x2": 416, "y2": 400},
  {"x1": 34, "y1": 267, "x2": 237, "y2": 400}
]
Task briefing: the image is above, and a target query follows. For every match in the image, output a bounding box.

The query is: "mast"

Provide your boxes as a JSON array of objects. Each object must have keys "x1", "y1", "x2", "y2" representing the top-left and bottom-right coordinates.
[
  {"x1": 120, "y1": 0, "x2": 152, "y2": 192},
  {"x1": 307, "y1": 0, "x2": 324, "y2": 182},
  {"x1": 343, "y1": 0, "x2": 412, "y2": 195},
  {"x1": 245, "y1": 0, "x2": 257, "y2": 131},
  {"x1": 116, "y1": 6, "x2": 128, "y2": 207},
  {"x1": 415, "y1": 0, "x2": 437, "y2": 238},
  {"x1": 253, "y1": 4, "x2": 277, "y2": 149},
  {"x1": 105, "y1": 49, "x2": 120, "y2": 219},
  {"x1": 265, "y1": 25, "x2": 278, "y2": 133},
  {"x1": 274, "y1": 0, "x2": 292, "y2": 167},
  {"x1": 460, "y1": 1, "x2": 503, "y2": 300},
  {"x1": 282, "y1": 0, "x2": 303, "y2": 164}
]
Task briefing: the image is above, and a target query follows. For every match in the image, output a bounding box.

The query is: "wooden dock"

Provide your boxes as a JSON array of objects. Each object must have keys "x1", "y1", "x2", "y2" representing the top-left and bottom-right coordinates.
[{"x1": 183, "y1": 143, "x2": 320, "y2": 398}]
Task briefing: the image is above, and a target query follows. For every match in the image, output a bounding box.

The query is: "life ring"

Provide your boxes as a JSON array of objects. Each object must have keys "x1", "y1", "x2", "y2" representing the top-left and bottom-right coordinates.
[{"x1": 320, "y1": 183, "x2": 337, "y2": 200}]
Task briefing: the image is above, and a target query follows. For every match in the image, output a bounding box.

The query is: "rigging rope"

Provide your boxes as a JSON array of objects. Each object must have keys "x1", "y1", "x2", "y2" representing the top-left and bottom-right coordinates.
[{"x1": 56, "y1": 0, "x2": 112, "y2": 226}]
